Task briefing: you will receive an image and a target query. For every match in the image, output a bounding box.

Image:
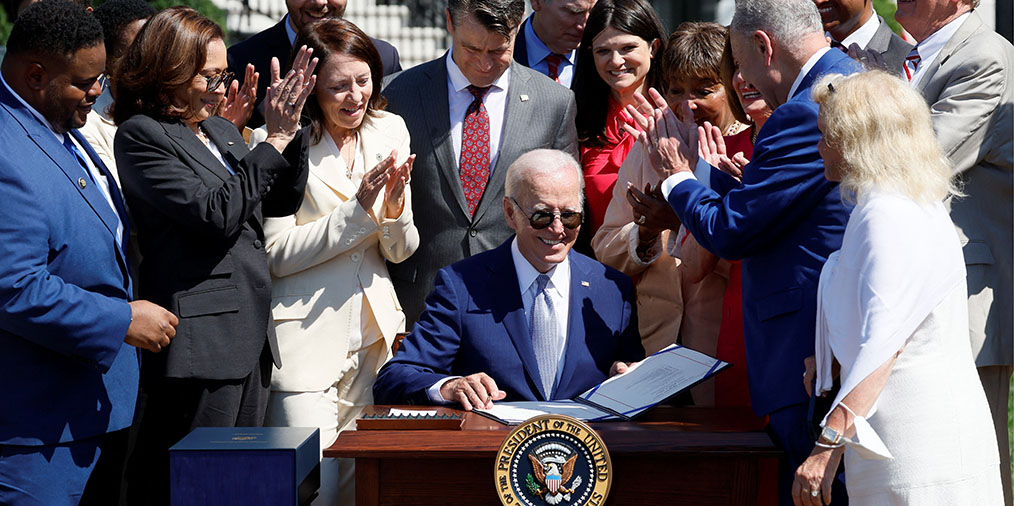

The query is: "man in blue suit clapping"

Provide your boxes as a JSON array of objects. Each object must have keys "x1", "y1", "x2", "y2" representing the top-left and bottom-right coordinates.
[
  {"x1": 624, "y1": 0, "x2": 860, "y2": 503},
  {"x1": 374, "y1": 149, "x2": 643, "y2": 410},
  {"x1": 0, "y1": 1, "x2": 177, "y2": 504}
]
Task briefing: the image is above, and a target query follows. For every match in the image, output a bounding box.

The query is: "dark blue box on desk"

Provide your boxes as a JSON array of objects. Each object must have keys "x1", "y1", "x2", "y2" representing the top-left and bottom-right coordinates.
[{"x1": 169, "y1": 427, "x2": 320, "y2": 506}]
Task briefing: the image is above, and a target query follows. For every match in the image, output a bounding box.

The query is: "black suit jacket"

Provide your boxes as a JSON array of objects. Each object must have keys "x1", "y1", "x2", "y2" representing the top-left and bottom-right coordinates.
[
  {"x1": 228, "y1": 19, "x2": 402, "y2": 128},
  {"x1": 114, "y1": 115, "x2": 307, "y2": 382}
]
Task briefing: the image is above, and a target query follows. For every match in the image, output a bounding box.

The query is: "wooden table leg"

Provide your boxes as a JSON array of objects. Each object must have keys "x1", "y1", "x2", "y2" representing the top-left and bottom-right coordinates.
[{"x1": 355, "y1": 458, "x2": 380, "y2": 506}]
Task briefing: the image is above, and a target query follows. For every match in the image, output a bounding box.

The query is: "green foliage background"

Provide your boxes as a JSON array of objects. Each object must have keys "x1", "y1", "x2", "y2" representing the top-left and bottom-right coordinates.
[
  {"x1": 0, "y1": 0, "x2": 225, "y2": 46},
  {"x1": 873, "y1": 0, "x2": 903, "y2": 34}
]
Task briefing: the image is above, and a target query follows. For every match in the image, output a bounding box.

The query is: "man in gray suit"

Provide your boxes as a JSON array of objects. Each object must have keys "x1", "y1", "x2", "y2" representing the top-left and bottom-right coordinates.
[
  {"x1": 384, "y1": 0, "x2": 579, "y2": 324},
  {"x1": 897, "y1": 1, "x2": 1013, "y2": 502},
  {"x1": 813, "y1": 0, "x2": 911, "y2": 71}
]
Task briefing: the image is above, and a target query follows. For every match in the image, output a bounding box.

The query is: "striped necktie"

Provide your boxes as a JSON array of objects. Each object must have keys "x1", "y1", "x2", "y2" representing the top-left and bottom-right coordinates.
[
  {"x1": 903, "y1": 47, "x2": 921, "y2": 82},
  {"x1": 530, "y1": 274, "x2": 560, "y2": 399},
  {"x1": 545, "y1": 53, "x2": 564, "y2": 83}
]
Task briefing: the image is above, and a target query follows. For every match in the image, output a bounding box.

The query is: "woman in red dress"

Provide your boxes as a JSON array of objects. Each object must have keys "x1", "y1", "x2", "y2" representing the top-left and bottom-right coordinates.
[
  {"x1": 573, "y1": 0, "x2": 666, "y2": 238},
  {"x1": 689, "y1": 35, "x2": 773, "y2": 408}
]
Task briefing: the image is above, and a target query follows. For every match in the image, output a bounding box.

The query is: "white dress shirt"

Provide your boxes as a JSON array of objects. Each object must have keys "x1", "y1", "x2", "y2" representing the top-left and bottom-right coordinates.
[
  {"x1": 446, "y1": 47, "x2": 510, "y2": 173},
  {"x1": 524, "y1": 17, "x2": 578, "y2": 88},
  {"x1": 1, "y1": 73, "x2": 124, "y2": 246},
  {"x1": 426, "y1": 238, "x2": 572, "y2": 403},
  {"x1": 907, "y1": 12, "x2": 971, "y2": 87},
  {"x1": 834, "y1": 13, "x2": 881, "y2": 49}
]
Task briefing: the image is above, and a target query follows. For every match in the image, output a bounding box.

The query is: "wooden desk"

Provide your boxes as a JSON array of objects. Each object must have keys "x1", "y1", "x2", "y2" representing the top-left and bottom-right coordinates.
[{"x1": 326, "y1": 406, "x2": 780, "y2": 505}]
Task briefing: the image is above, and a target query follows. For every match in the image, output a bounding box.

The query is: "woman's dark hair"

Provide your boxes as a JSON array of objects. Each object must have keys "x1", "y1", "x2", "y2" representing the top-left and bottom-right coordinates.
[
  {"x1": 573, "y1": 0, "x2": 666, "y2": 147},
  {"x1": 295, "y1": 18, "x2": 387, "y2": 144},
  {"x1": 112, "y1": 6, "x2": 224, "y2": 125},
  {"x1": 718, "y1": 32, "x2": 749, "y2": 124}
]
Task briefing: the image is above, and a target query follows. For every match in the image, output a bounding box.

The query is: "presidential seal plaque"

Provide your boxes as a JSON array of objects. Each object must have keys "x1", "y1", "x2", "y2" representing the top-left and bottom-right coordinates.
[{"x1": 494, "y1": 414, "x2": 612, "y2": 506}]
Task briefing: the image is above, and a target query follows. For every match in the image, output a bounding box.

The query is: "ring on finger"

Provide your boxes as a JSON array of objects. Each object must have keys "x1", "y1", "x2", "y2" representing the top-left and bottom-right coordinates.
[
  {"x1": 637, "y1": 215, "x2": 646, "y2": 225},
  {"x1": 810, "y1": 490, "x2": 819, "y2": 497},
  {"x1": 287, "y1": 101, "x2": 296, "y2": 107}
]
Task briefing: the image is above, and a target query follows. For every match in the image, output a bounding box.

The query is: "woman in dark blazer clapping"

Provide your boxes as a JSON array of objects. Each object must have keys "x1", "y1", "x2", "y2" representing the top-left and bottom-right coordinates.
[{"x1": 111, "y1": 7, "x2": 316, "y2": 504}]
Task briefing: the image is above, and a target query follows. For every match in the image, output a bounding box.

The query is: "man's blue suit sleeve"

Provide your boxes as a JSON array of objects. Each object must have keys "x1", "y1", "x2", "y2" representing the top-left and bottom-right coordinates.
[
  {"x1": 374, "y1": 267, "x2": 464, "y2": 404},
  {"x1": 667, "y1": 101, "x2": 837, "y2": 260},
  {"x1": 0, "y1": 162, "x2": 132, "y2": 372}
]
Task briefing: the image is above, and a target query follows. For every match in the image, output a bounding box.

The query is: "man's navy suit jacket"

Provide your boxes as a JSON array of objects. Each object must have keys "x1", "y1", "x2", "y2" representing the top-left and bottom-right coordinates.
[
  {"x1": 667, "y1": 49, "x2": 861, "y2": 416},
  {"x1": 373, "y1": 239, "x2": 644, "y2": 404},
  {"x1": 0, "y1": 82, "x2": 137, "y2": 446},
  {"x1": 227, "y1": 18, "x2": 402, "y2": 128}
]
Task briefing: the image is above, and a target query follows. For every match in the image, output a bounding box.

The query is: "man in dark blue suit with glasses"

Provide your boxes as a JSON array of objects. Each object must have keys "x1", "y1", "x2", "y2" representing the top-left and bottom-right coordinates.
[{"x1": 374, "y1": 149, "x2": 643, "y2": 410}]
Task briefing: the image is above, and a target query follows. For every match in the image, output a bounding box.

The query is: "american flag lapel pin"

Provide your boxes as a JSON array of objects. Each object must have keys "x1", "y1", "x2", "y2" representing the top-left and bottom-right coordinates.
[
  {"x1": 581, "y1": 281, "x2": 590, "y2": 287},
  {"x1": 520, "y1": 94, "x2": 529, "y2": 102}
]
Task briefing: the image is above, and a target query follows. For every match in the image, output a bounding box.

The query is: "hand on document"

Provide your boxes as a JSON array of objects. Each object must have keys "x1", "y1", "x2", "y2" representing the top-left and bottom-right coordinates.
[
  {"x1": 440, "y1": 372, "x2": 507, "y2": 411},
  {"x1": 609, "y1": 361, "x2": 635, "y2": 376}
]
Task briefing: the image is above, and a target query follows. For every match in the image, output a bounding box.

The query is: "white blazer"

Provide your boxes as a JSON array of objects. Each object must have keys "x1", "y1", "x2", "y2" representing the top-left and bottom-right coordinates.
[{"x1": 262, "y1": 111, "x2": 419, "y2": 392}]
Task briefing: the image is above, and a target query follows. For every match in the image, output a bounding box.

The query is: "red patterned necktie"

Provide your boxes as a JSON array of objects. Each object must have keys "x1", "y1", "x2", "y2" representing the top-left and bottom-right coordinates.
[
  {"x1": 460, "y1": 85, "x2": 491, "y2": 216},
  {"x1": 545, "y1": 53, "x2": 564, "y2": 83},
  {"x1": 903, "y1": 47, "x2": 921, "y2": 81}
]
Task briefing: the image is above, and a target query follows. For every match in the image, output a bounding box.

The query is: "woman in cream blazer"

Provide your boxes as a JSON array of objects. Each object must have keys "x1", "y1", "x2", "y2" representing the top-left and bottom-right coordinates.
[{"x1": 255, "y1": 19, "x2": 418, "y2": 506}]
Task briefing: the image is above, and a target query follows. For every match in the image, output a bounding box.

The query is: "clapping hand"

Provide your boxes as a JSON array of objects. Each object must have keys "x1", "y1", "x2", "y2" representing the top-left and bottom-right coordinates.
[
  {"x1": 621, "y1": 88, "x2": 699, "y2": 180},
  {"x1": 626, "y1": 182, "x2": 680, "y2": 235},
  {"x1": 384, "y1": 154, "x2": 415, "y2": 219},
  {"x1": 357, "y1": 151, "x2": 397, "y2": 212},
  {"x1": 220, "y1": 63, "x2": 258, "y2": 130},
  {"x1": 263, "y1": 46, "x2": 318, "y2": 152},
  {"x1": 698, "y1": 121, "x2": 749, "y2": 180}
]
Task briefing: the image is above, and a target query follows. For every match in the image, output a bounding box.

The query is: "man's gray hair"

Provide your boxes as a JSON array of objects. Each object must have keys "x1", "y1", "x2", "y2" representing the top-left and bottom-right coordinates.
[
  {"x1": 447, "y1": 0, "x2": 525, "y2": 39},
  {"x1": 731, "y1": 0, "x2": 823, "y2": 44},
  {"x1": 505, "y1": 149, "x2": 585, "y2": 206}
]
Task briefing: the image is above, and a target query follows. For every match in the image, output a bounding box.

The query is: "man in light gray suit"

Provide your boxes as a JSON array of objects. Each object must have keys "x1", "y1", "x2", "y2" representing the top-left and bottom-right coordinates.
[
  {"x1": 383, "y1": 0, "x2": 579, "y2": 324},
  {"x1": 813, "y1": 0, "x2": 912, "y2": 71},
  {"x1": 897, "y1": 1, "x2": 1013, "y2": 502}
]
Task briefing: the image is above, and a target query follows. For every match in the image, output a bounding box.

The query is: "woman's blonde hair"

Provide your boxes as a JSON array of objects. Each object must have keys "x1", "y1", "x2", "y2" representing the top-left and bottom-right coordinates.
[{"x1": 812, "y1": 71, "x2": 961, "y2": 204}]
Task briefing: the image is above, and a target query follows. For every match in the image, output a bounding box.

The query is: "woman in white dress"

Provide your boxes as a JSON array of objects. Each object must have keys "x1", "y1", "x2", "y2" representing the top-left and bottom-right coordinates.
[
  {"x1": 253, "y1": 19, "x2": 418, "y2": 505},
  {"x1": 792, "y1": 71, "x2": 1003, "y2": 505}
]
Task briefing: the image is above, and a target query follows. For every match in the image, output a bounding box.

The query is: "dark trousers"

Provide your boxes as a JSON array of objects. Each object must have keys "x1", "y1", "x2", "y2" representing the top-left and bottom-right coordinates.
[
  {"x1": 126, "y1": 347, "x2": 272, "y2": 506},
  {"x1": 767, "y1": 402, "x2": 848, "y2": 506}
]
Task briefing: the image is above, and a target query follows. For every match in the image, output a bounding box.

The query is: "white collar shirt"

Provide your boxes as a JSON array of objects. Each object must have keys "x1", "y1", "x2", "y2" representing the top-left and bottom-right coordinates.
[
  {"x1": 524, "y1": 18, "x2": 578, "y2": 88},
  {"x1": 1, "y1": 73, "x2": 123, "y2": 245},
  {"x1": 788, "y1": 46, "x2": 831, "y2": 101},
  {"x1": 837, "y1": 13, "x2": 881, "y2": 49},
  {"x1": 908, "y1": 11, "x2": 970, "y2": 87},
  {"x1": 446, "y1": 47, "x2": 510, "y2": 173}
]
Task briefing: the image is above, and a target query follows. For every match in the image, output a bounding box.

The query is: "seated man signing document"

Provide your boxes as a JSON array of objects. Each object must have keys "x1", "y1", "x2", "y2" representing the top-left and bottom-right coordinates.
[{"x1": 373, "y1": 149, "x2": 644, "y2": 410}]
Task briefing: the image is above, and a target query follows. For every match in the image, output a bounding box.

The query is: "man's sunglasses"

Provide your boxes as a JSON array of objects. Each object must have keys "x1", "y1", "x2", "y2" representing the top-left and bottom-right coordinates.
[
  {"x1": 509, "y1": 197, "x2": 582, "y2": 230},
  {"x1": 204, "y1": 71, "x2": 235, "y2": 93}
]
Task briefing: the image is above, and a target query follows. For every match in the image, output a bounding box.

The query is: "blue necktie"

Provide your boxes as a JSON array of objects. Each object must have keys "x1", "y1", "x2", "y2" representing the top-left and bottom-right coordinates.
[
  {"x1": 63, "y1": 132, "x2": 126, "y2": 251},
  {"x1": 531, "y1": 274, "x2": 560, "y2": 399},
  {"x1": 63, "y1": 133, "x2": 94, "y2": 183}
]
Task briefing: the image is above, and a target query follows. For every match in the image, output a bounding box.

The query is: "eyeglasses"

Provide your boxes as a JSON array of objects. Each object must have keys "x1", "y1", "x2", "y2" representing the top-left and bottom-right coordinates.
[
  {"x1": 97, "y1": 73, "x2": 110, "y2": 92},
  {"x1": 203, "y1": 71, "x2": 235, "y2": 93},
  {"x1": 509, "y1": 197, "x2": 582, "y2": 230}
]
